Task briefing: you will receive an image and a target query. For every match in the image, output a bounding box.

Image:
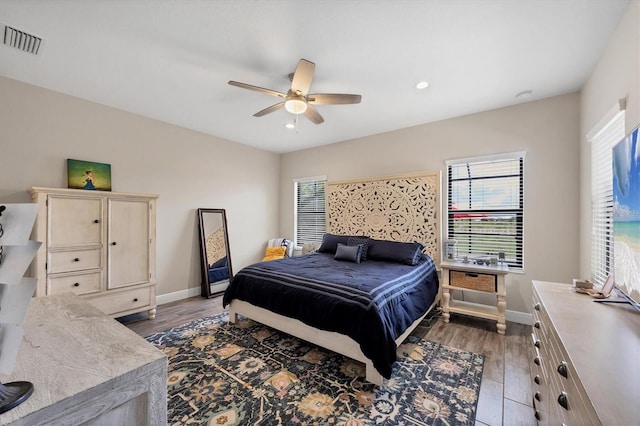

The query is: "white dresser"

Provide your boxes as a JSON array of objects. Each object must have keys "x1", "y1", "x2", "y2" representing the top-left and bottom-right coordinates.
[
  {"x1": 0, "y1": 293, "x2": 167, "y2": 425},
  {"x1": 530, "y1": 280, "x2": 640, "y2": 425},
  {"x1": 30, "y1": 187, "x2": 158, "y2": 319}
]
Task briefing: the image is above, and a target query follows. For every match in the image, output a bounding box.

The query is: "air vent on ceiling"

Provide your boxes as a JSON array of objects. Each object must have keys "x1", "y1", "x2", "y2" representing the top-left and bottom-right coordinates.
[{"x1": 3, "y1": 24, "x2": 42, "y2": 55}]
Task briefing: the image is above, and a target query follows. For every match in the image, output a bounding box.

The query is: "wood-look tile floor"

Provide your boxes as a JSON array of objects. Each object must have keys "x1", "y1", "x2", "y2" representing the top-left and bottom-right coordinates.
[{"x1": 120, "y1": 295, "x2": 535, "y2": 426}]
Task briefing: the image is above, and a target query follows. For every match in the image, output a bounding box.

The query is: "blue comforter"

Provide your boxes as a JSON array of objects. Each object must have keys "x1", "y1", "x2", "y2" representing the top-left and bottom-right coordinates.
[{"x1": 222, "y1": 252, "x2": 439, "y2": 378}]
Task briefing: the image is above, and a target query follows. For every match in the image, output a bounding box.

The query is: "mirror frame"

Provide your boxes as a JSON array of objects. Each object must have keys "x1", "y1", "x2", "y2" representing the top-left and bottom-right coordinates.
[{"x1": 197, "y1": 208, "x2": 233, "y2": 298}]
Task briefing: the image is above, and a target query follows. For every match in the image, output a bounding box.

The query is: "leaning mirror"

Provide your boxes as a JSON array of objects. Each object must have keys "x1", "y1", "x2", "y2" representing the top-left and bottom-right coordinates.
[{"x1": 197, "y1": 208, "x2": 233, "y2": 298}]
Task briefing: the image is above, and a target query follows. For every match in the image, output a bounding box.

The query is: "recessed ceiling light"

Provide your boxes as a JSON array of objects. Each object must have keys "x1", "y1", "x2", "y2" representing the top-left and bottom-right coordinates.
[
  {"x1": 416, "y1": 81, "x2": 429, "y2": 90},
  {"x1": 516, "y1": 90, "x2": 533, "y2": 99},
  {"x1": 285, "y1": 123, "x2": 295, "y2": 129}
]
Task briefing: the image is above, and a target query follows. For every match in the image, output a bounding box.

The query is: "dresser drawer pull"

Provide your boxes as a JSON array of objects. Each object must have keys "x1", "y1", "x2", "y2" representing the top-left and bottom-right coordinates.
[
  {"x1": 534, "y1": 356, "x2": 541, "y2": 366},
  {"x1": 111, "y1": 242, "x2": 117, "y2": 246},
  {"x1": 94, "y1": 219, "x2": 100, "y2": 223},
  {"x1": 73, "y1": 257, "x2": 80, "y2": 262},
  {"x1": 73, "y1": 282, "x2": 80, "y2": 287},
  {"x1": 534, "y1": 391, "x2": 542, "y2": 402},
  {"x1": 534, "y1": 375, "x2": 540, "y2": 385},
  {"x1": 133, "y1": 298, "x2": 139, "y2": 302},
  {"x1": 534, "y1": 411, "x2": 541, "y2": 421},
  {"x1": 530, "y1": 333, "x2": 541, "y2": 348},
  {"x1": 534, "y1": 303, "x2": 541, "y2": 311},
  {"x1": 534, "y1": 320, "x2": 541, "y2": 329},
  {"x1": 557, "y1": 391, "x2": 568, "y2": 410},
  {"x1": 557, "y1": 361, "x2": 568, "y2": 378}
]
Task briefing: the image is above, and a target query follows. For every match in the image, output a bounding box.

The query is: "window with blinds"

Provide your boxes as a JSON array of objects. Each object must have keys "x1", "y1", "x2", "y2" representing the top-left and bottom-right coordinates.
[
  {"x1": 589, "y1": 109, "x2": 625, "y2": 286},
  {"x1": 294, "y1": 176, "x2": 327, "y2": 245},
  {"x1": 447, "y1": 153, "x2": 525, "y2": 270}
]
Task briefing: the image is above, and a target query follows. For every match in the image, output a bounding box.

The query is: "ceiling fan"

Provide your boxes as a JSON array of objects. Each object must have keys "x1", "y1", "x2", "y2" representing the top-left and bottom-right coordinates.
[{"x1": 228, "y1": 58, "x2": 362, "y2": 124}]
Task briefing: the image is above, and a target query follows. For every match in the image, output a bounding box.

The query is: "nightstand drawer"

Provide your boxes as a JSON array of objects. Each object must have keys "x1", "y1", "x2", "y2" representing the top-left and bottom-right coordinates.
[{"x1": 449, "y1": 270, "x2": 496, "y2": 292}]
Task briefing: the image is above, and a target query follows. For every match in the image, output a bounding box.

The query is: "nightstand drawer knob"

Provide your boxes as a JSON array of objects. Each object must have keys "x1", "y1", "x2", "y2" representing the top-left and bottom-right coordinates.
[
  {"x1": 94, "y1": 219, "x2": 100, "y2": 223},
  {"x1": 535, "y1": 411, "x2": 541, "y2": 421},
  {"x1": 73, "y1": 257, "x2": 80, "y2": 262},
  {"x1": 557, "y1": 361, "x2": 568, "y2": 378},
  {"x1": 111, "y1": 242, "x2": 117, "y2": 246},
  {"x1": 73, "y1": 282, "x2": 80, "y2": 287},
  {"x1": 534, "y1": 303, "x2": 541, "y2": 311},
  {"x1": 535, "y1": 391, "x2": 542, "y2": 402},
  {"x1": 133, "y1": 298, "x2": 138, "y2": 302},
  {"x1": 534, "y1": 320, "x2": 541, "y2": 329},
  {"x1": 534, "y1": 375, "x2": 540, "y2": 385},
  {"x1": 534, "y1": 356, "x2": 541, "y2": 366},
  {"x1": 557, "y1": 391, "x2": 568, "y2": 410}
]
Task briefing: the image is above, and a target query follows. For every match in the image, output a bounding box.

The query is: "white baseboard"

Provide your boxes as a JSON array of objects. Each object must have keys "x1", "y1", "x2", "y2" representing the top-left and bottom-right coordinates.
[
  {"x1": 506, "y1": 309, "x2": 532, "y2": 325},
  {"x1": 156, "y1": 287, "x2": 201, "y2": 306}
]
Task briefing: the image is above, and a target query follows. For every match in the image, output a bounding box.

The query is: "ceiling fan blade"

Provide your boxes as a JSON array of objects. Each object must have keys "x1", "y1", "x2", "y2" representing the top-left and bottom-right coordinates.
[
  {"x1": 308, "y1": 93, "x2": 362, "y2": 105},
  {"x1": 228, "y1": 81, "x2": 286, "y2": 98},
  {"x1": 304, "y1": 104, "x2": 324, "y2": 124},
  {"x1": 254, "y1": 102, "x2": 285, "y2": 117},
  {"x1": 290, "y1": 59, "x2": 315, "y2": 95}
]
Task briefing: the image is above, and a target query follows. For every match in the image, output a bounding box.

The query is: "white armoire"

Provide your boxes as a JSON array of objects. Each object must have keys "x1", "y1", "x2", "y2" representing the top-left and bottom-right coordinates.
[{"x1": 29, "y1": 187, "x2": 158, "y2": 319}]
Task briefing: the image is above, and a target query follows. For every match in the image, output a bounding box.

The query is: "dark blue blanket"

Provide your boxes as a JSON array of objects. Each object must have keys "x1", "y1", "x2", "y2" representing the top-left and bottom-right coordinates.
[{"x1": 223, "y1": 252, "x2": 439, "y2": 378}]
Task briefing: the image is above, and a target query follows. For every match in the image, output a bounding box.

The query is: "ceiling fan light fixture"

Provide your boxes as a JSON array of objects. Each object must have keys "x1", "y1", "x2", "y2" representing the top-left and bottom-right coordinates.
[{"x1": 285, "y1": 99, "x2": 307, "y2": 114}]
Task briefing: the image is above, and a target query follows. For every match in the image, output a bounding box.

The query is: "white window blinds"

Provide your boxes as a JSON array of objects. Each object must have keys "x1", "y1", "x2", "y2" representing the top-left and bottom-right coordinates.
[
  {"x1": 589, "y1": 108, "x2": 625, "y2": 286},
  {"x1": 447, "y1": 152, "x2": 525, "y2": 270},
  {"x1": 294, "y1": 176, "x2": 327, "y2": 245}
]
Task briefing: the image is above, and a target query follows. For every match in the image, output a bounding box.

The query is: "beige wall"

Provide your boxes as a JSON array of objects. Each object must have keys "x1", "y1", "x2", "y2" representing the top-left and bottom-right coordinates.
[
  {"x1": 4, "y1": 1, "x2": 635, "y2": 314},
  {"x1": 579, "y1": 1, "x2": 640, "y2": 277},
  {"x1": 0, "y1": 77, "x2": 280, "y2": 299},
  {"x1": 280, "y1": 93, "x2": 581, "y2": 315}
]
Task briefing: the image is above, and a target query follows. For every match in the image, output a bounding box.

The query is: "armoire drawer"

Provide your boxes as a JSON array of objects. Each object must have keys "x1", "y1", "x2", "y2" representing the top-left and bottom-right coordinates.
[
  {"x1": 88, "y1": 286, "x2": 151, "y2": 316},
  {"x1": 48, "y1": 248, "x2": 102, "y2": 274},
  {"x1": 47, "y1": 271, "x2": 102, "y2": 296}
]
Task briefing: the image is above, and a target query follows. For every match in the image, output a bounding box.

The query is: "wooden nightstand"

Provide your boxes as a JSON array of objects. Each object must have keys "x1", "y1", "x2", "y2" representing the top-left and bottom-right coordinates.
[{"x1": 440, "y1": 260, "x2": 509, "y2": 334}]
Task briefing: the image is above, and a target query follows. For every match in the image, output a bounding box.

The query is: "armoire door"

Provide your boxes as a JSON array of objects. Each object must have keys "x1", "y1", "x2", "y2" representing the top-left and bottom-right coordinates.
[
  {"x1": 48, "y1": 196, "x2": 103, "y2": 247},
  {"x1": 107, "y1": 199, "x2": 150, "y2": 289}
]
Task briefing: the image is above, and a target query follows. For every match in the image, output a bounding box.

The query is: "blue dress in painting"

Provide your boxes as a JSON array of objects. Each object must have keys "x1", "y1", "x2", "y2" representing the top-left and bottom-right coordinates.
[{"x1": 83, "y1": 177, "x2": 96, "y2": 190}]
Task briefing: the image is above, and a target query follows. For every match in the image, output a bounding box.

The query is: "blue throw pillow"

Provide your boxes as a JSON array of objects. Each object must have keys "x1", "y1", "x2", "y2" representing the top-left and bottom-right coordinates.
[
  {"x1": 318, "y1": 233, "x2": 351, "y2": 254},
  {"x1": 210, "y1": 256, "x2": 227, "y2": 269},
  {"x1": 347, "y1": 236, "x2": 371, "y2": 261},
  {"x1": 334, "y1": 242, "x2": 363, "y2": 263},
  {"x1": 367, "y1": 239, "x2": 423, "y2": 265}
]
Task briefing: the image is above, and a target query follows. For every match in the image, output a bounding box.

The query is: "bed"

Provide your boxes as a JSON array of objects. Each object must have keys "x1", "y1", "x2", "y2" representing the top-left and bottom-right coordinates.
[
  {"x1": 208, "y1": 256, "x2": 229, "y2": 282},
  {"x1": 225, "y1": 171, "x2": 441, "y2": 385},
  {"x1": 223, "y1": 236, "x2": 439, "y2": 385}
]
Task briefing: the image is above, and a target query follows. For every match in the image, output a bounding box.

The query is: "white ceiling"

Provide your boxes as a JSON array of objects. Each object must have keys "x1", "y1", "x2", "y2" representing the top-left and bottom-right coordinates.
[{"x1": 0, "y1": 0, "x2": 629, "y2": 153}]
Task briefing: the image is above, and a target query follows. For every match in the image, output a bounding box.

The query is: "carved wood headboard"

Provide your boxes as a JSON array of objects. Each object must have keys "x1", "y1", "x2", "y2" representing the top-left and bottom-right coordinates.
[{"x1": 326, "y1": 171, "x2": 441, "y2": 262}]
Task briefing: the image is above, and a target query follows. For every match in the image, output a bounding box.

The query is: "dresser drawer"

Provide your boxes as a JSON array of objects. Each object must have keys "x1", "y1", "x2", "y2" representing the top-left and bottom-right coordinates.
[
  {"x1": 449, "y1": 270, "x2": 496, "y2": 292},
  {"x1": 88, "y1": 286, "x2": 151, "y2": 316},
  {"x1": 47, "y1": 271, "x2": 102, "y2": 296},
  {"x1": 48, "y1": 249, "x2": 102, "y2": 274}
]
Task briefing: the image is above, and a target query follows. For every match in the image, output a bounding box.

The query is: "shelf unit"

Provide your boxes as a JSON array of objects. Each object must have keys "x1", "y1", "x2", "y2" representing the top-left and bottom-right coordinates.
[{"x1": 440, "y1": 260, "x2": 509, "y2": 334}]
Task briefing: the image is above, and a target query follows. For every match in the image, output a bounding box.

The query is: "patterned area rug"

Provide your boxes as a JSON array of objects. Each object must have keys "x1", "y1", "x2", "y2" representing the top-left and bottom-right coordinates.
[{"x1": 146, "y1": 313, "x2": 484, "y2": 425}]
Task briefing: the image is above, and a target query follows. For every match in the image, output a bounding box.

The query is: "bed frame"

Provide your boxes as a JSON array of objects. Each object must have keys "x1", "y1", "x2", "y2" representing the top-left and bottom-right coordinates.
[
  {"x1": 228, "y1": 297, "x2": 438, "y2": 386},
  {"x1": 228, "y1": 171, "x2": 442, "y2": 385}
]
